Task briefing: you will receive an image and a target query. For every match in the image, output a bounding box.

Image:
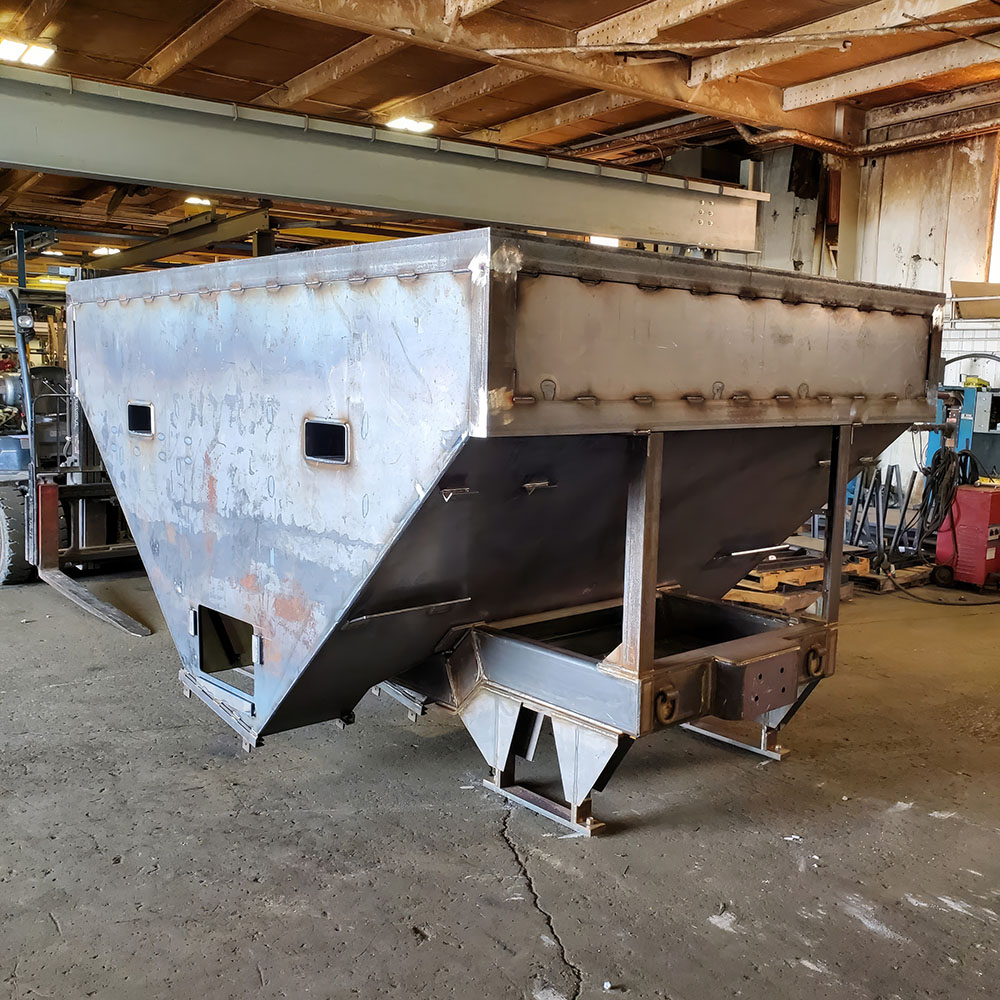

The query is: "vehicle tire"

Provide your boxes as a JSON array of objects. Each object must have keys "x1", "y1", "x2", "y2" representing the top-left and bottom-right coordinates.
[
  {"x1": 0, "y1": 482, "x2": 35, "y2": 585},
  {"x1": 931, "y1": 564, "x2": 955, "y2": 588}
]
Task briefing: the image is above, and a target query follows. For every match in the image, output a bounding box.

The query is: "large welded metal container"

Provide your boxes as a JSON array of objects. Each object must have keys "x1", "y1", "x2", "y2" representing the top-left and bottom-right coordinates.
[{"x1": 67, "y1": 229, "x2": 941, "y2": 831}]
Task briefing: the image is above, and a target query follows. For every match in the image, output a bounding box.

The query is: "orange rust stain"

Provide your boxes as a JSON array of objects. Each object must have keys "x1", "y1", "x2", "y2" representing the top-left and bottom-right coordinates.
[
  {"x1": 239, "y1": 571, "x2": 260, "y2": 594},
  {"x1": 273, "y1": 580, "x2": 311, "y2": 624},
  {"x1": 166, "y1": 523, "x2": 176, "y2": 545},
  {"x1": 204, "y1": 452, "x2": 217, "y2": 512}
]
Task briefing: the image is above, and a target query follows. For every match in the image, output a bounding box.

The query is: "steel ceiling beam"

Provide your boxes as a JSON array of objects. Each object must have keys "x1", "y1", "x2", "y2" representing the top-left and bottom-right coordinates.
[
  {"x1": 866, "y1": 78, "x2": 1000, "y2": 129},
  {"x1": 466, "y1": 91, "x2": 640, "y2": 143},
  {"x1": 6, "y1": 0, "x2": 67, "y2": 40},
  {"x1": 88, "y1": 208, "x2": 271, "y2": 270},
  {"x1": 246, "y1": 0, "x2": 847, "y2": 140},
  {"x1": 129, "y1": 0, "x2": 257, "y2": 86},
  {"x1": 784, "y1": 27, "x2": 1000, "y2": 110},
  {"x1": 577, "y1": 0, "x2": 744, "y2": 46},
  {"x1": 378, "y1": 64, "x2": 532, "y2": 120},
  {"x1": 445, "y1": 0, "x2": 504, "y2": 19},
  {"x1": 690, "y1": 0, "x2": 981, "y2": 86},
  {"x1": 254, "y1": 35, "x2": 408, "y2": 109},
  {"x1": 0, "y1": 66, "x2": 766, "y2": 251}
]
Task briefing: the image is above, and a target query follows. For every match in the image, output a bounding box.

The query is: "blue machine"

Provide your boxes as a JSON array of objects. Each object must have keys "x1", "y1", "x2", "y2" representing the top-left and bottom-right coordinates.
[{"x1": 928, "y1": 384, "x2": 1000, "y2": 473}]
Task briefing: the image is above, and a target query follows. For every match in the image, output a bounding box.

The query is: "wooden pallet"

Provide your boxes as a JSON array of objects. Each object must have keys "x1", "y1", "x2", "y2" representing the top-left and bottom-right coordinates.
[
  {"x1": 723, "y1": 581, "x2": 855, "y2": 614},
  {"x1": 723, "y1": 586, "x2": 824, "y2": 614},
  {"x1": 739, "y1": 556, "x2": 870, "y2": 593}
]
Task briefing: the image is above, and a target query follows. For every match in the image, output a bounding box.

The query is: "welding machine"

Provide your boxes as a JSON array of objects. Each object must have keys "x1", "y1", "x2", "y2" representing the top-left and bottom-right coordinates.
[
  {"x1": 927, "y1": 381, "x2": 1000, "y2": 473},
  {"x1": 934, "y1": 485, "x2": 1000, "y2": 587}
]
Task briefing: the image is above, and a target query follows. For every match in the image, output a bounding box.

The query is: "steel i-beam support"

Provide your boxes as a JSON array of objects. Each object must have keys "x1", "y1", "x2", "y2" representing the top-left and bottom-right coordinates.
[
  {"x1": 618, "y1": 432, "x2": 664, "y2": 675},
  {"x1": 822, "y1": 424, "x2": 852, "y2": 624}
]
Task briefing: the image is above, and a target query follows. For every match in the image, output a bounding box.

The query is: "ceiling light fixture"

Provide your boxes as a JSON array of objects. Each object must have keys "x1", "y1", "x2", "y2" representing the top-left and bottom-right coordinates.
[
  {"x1": 41, "y1": 249, "x2": 64, "y2": 256},
  {"x1": 20, "y1": 43, "x2": 55, "y2": 66},
  {"x1": 0, "y1": 38, "x2": 28, "y2": 61},
  {"x1": 589, "y1": 235, "x2": 621, "y2": 248},
  {"x1": 386, "y1": 116, "x2": 435, "y2": 134},
  {"x1": 92, "y1": 246, "x2": 121, "y2": 257},
  {"x1": 185, "y1": 196, "x2": 212, "y2": 206},
  {"x1": 39, "y1": 276, "x2": 68, "y2": 285}
]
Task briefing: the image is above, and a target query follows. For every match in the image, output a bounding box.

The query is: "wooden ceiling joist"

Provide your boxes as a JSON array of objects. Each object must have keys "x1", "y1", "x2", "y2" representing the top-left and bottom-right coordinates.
[
  {"x1": 6, "y1": 0, "x2": 67, "y2": 40},
  {"x1": 254, "y1": 35, "x2": 408, "y2": 109},
  {"x1": 382, "y1": 64, "x2": 533, "y2": 121},
  {"x1": 690, "y1": 0, "x2": 987, "y2": 86},
  {"x1": 784, "y1": 26, "x2": 1000, "y2": 109},
  {"x1": 577, "y1": 0, "x2": 745, "y2": 47},
  {"x1": 129, "y1": 0, "x2": 257, "y2": 87},
  {"x1": 466, "y1": 91, "x2": 640, "y2": 143}
]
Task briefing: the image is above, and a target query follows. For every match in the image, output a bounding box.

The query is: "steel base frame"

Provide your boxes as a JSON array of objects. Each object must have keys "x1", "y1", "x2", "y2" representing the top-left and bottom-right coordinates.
[
  {"x1": 486, "y1": 765, "x2": 604, "y2": 837},
  {"x1": 681, "y1": 719, "x2": 789, "y2": 761}
]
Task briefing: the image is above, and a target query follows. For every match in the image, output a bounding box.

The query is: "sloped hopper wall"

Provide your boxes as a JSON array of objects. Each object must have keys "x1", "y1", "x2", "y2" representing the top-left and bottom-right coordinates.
[
  {"x1": 68, "y1": 228, "x2": 939, "y2": 742},
  {"x1": 71, "y1": 238, "x2": 485, "y2": 734}
]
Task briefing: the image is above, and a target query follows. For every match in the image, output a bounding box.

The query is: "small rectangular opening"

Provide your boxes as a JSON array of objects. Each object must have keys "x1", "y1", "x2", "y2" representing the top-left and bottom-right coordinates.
[
  {"x1": 198, "y1": 605, "x2": 254, "y2": 697},
  {"x1": 127, "y1": 402, "x2": 153, "y2": 436},
  {"x1": 304, "y1": 419, "x2": 349, "y2": 464}
]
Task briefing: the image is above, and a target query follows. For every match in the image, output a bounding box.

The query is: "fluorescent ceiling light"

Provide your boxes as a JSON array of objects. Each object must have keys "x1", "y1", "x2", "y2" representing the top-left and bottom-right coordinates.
[
  {"x1": 92, "y1": 246, "x2": 120, "y2": 257},
  {"x1": 41, "y1": 249, "x2": 64, "y2": 256},
  {"x1": 589, "y1": 235, "x2": 620, "y2": 248},
  {"x1": 185, "y1": 196, "x2": 212, "y2": 206},
  {"x1": 0, "y1": 38, "x2": 27, "y2": 61},
  {"x1": 386, "y1": 116, "x2": 435, "y2": 134},
  {"x1": 39, "y1": 276, "x2": 68, "y2": 285},
  {"x1": 21, "y1": 44, "x2": 55, "y2": 66}
]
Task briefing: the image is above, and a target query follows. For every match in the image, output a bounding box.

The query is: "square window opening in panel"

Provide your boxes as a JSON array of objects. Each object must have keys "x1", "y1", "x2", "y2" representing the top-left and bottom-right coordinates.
[
  {"x1": 198, "y1": 605, "x2": 254, "y2": 696},
  {"x1": 304, "y1": 419, "x2": 350, "y2": 465},
  {"x1": 127, "y1": 402, "x2": 153, "y2": 436}
]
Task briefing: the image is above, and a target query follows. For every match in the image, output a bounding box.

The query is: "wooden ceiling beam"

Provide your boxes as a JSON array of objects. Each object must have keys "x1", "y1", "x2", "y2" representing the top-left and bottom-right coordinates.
[
  {"x1": 577, "y1": 1, "x2": 745, "y2": 47},
  {"x1": 6, "y1": 0, "x2": 67, "y2": 40},
  {"x1": 254, "y1": 35, "x2": 407, "y2": 108},
  {"x1": 129, "y1": 0, "x2": 257, "y2": 86},
  {"x1": 381, "y1": 64, "x2": 532, "y2": 120},
  {"x1": 466, "y1": 91, "x2": 640, "y2": 143},
  {"x1": 690, "y1": 0, "x2": 984, "y2": 86},
  {"x1": 784, "y1": 26, "x2": 1000, "y2": 109},
  {"x1": 247, "y1": 0, "x2": 847, "y2": 139}
]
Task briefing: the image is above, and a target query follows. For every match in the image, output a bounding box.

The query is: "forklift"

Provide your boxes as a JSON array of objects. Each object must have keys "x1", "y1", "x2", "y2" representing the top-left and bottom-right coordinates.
[{"x1": 0, "y1": 286, "x2": 149, "y2": 636}]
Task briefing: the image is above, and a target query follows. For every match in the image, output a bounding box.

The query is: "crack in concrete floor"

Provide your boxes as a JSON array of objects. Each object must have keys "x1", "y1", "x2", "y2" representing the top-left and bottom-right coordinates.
[{"x1": 500, "y1": 805, "x2": 583, "y2": 1000}]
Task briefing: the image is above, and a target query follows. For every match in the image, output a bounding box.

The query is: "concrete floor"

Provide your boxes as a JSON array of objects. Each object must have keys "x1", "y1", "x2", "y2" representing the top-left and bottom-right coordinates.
[{"x1": 1, "y1": 574, "x2": 999, "y2": 1000}]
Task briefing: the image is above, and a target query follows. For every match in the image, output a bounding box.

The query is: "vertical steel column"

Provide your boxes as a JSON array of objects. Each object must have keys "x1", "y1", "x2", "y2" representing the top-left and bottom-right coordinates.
[
  {"x1": 822, "y1": 425, "x2": 852, "y2": 624},
  {"x1": 618, "y1": 432, "x2": 664, "y2": 675},
  {"x1": 15, "y1": 230, "x2": 27, "y2": 288}
]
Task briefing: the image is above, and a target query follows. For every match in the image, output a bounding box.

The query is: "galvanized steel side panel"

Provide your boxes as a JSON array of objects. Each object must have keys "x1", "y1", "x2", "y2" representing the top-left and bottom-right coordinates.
[
  {"x1": 69, "y1": 232, "x2": 490, "y2": 733},
  {"x1": 480, "y1": 233, "x2": 941, "y2": 435}
]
